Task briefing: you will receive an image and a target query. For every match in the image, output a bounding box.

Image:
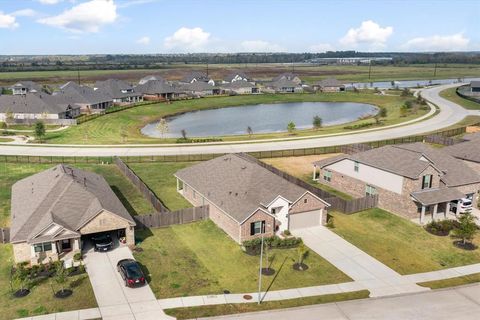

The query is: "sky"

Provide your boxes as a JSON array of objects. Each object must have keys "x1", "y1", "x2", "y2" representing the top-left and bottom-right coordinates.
[{"x1": 0, "y1": 0, "x2": 479, "y2": 55}]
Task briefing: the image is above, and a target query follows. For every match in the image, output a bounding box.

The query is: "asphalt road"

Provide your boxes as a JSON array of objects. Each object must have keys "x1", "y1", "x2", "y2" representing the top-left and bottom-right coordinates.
[
  {"x1": 203, "y1": 283, "x2": 480, "y2": 320},
  {"x1": 0, "y1": 83, "x2": 478, "y2": 157}
]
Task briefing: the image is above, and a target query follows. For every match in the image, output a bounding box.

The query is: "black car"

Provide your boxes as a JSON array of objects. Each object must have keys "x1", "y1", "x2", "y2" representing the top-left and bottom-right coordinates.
[
  {"x1": 92, "y1": 233, "x2": 113, "y2": 252},
  {"x1": 117, "y1": 259, "x2": 146, "y2": 287}
]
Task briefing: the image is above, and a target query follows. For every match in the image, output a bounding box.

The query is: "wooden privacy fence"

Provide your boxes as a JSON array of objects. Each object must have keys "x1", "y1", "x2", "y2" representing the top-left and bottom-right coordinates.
[
  {"x1": 133, "y1": 206, "x2": 209, "y2": 229},
  {"x1": 424, "y1": 134, "x2": 458, "y2": 146},
  {"x1": 114, "y1": 157, "x2": 169, "y2": 213},
  {"x1": 237, "y1": 153, "x2": 378, "y2": 214},
  {"x1": 0, "y1": 228, "x2": 10, "y2": 244}
]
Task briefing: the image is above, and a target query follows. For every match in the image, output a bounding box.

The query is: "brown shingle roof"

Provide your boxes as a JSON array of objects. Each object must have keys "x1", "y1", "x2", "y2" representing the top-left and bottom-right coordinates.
[
  {"x1": 411, "y1": 188, "x2": 465, "y2": 206},
  {"x1": 444, "y1": 139, "x2": 480, "y2": 164}
]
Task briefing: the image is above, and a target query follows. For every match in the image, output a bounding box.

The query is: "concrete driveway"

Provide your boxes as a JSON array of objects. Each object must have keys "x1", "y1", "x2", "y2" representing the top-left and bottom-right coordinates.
[{"x1": 84, "y1": 246, "x2": 172, "y2": 320}]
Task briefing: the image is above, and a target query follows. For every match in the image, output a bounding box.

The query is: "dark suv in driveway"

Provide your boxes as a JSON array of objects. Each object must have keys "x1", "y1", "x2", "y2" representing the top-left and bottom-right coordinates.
[
  {"x1": 117, "y1": 259, "x2": 146, "y2": 287},
  {"x1": 92, "y1": 233, "x2": 113, "y2": 252}
]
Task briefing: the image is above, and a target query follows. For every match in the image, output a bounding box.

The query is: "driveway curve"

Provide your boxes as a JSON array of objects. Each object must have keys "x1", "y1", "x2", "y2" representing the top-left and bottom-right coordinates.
[{"x1": 0, "y1": 83, "x2": 478, "y2": 157}]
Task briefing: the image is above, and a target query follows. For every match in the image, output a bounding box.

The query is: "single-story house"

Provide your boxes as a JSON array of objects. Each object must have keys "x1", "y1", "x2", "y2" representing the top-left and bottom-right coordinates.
[
  {"x1": 138, "y1": 75, "x2": 165, "y2": 85},
  {"x1": 55, "y1": 82, "x2": 113, "y2": 113},
  {"x1": 180, "y1": 81, "x2": 221, "y2": 97},
  {"x1": 175, "y1": 154, "x2": 329, "y2": 243},
  {"x1": 444, "y1": 133, "x2": 480, "y2": 173},
  {"x1": 222, "y1": 71, "x2": 252, "y2": 84},
  {"x1": 10, "y1": 164, "x2": 136, "y2": 265},
  {"x1": 0, "y1": 93, "x2": 81, "y2": 122},
  {"x1": 471, "y1": 81, "x2": 480, "y2": 93},
  {"x1": 313, "y1": 143, "x2": 480, "y2": 223},
  {"x1": 272, "y1": 73, "x2": 302, "y2": 85},
  {"x1": 180, "y1": 71, "x2": 215, "y2": 86},
  {"x1": 94, "y1": 79, "x2": 143, "y2": 104},
  {"x1": 263, "y1": 79, "x2": 303, "y2": 93},
  {"x1": 135, "y1": 80, "x2": 178, "y2": 100},
  {"x1": 10, "y1": 81, "x2": 43, "y2": 95},
  {"x1": 313, "y1": 78, "x2": 346, "y2": 92},
  {"x1": 220, "y1": 81, "x2": 259, "y2": 95}
]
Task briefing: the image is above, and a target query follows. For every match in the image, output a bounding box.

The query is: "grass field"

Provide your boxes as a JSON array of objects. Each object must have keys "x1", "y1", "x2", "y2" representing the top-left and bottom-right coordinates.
[
  {"x1": 43, "y1": 92, "x2": 425, "y2": 145},
  {"x1": 1, "y1": 63, "x2": 479, "y2": 85},
  {"x1": 418, "y1": 273, "x2": 480, "y2": 289},
  {"x1": 0, "y1": 244, "x2": 97, "y2": 319},
  {"x1": 133, "y1": 220, "x2": 351, "y2": 299},
  {"x1": 165, "y1": 290, "x2": 370, "y2": 319},
  {"x1": 127, "y1": 162, "x2": 194, "y2": 211},
  {"x1": 0, "y1": 162, "x2": 153, "y2": 227},
  {"x1": 0, "y1": 137, "x2": 13, "y2": 143},
  {"x1": 440, "y1": 87, "x2": 480, "y2": 110},
  {"x1": 330, "y1": 209, "x2": 480, "y2": 274}
]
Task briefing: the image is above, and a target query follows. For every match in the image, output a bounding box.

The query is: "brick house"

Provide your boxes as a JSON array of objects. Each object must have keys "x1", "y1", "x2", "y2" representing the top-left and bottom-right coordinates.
[
  {"x1": 313, "y1": 143, "x2": 480, "y2": 223},
  {"x1": 312, "y1": 78, "x2": 346, "y2": 92},
  {"x1": 175, "y1": 154, "x2": 329, "y2": 243},
  {"x1": 10, "y1": 165, "x2": 135, "y2": 265}
]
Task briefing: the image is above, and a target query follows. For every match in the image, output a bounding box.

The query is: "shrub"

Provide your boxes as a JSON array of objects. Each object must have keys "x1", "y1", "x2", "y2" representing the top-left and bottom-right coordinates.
[
  {"x1": 425, "y1": 220, "x2": 455, "y2": 236},
  {"x1": 242, "y1": 236, "x2": 303, "y2": 254},
  {"x1": 73, "y1": 253, "x2": 82, "y2": 261},
  {"x1": 283, "y1": 230, "x2": 291, "y2": 236},
  {"x1": 326, "y1": 215, "x2": 335, "y2": 229}
]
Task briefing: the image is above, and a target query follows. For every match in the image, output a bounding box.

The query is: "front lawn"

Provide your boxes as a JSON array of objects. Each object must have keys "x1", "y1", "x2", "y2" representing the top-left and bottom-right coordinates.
[
  {"x1": 134, "y1": 220, "x2": 351, "y2": 298},
  {"x1": 0, "y1": 244, "x2": 97, "y2": 319},
  {"x1": 330, "y1": 209, "x2": 480, "y2": 274},
  {"x1": 418, "y1": 273, "x2": 480, "y2": 289},
  {"x1": 440, "y1": 87, "x2": 480, "y2": 110},
  {"x1": 128, "y1": 162, "x2": 195, "y2": 211}
]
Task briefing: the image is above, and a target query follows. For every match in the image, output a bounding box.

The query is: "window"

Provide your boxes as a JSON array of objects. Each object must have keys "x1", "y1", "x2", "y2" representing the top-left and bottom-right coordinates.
[
  {"x1": 250, "y1": 220, "x2": 265, "y2": 236},
  {"x1": 271, "y1": 208, "x2": 276, "y2": 214},
  {"x1": 34, "y1": 242, "x2": 52, "y2": 253},
  {"x1": 304, "y1": 198, "x2": 308, "y2": 204},
  {"x1": 422, "y1": 174, "x2": 432, "y2": 189},
  {"x1": 323, "y1": 170, "x2": 332, "y2": 182},
  {"x1": 354, "y1": 161, "x2": 359, "y2": 172},
  {"x1": 366, "y1": 185, "x2": 377, "y2": 196}
]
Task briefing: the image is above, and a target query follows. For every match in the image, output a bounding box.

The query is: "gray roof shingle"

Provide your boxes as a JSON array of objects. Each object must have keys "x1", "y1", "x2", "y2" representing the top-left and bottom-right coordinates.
[
  {"x1": 94, "y1": 79, "x2": 141, "y2": 100},
  {"x1": 135, "y1": 80, "x2": 175, "y2": 94},
  {"x1": 444, "y1": 139, "x2": 480, "y2": 164},
  {"x1": 0, "y1": 93, "x2": 80, "y2": 115},
  {"x1": 411, "y1": 188, "x2": 465, "y2": 206}
]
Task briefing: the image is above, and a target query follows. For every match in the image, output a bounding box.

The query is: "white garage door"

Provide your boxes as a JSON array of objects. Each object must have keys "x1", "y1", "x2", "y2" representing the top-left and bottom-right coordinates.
[{"x1": 289, "y1": 210, "x2": 322, "y2": 230}]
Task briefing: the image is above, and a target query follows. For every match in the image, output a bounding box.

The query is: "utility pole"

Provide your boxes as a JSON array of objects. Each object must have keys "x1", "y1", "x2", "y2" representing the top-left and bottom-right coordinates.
[
  {"x1": 77, "y1": 67, "x2": 81, "y2": 85},
  {"x1": 291, "y1": 59, "x2": 295, "y2": 73},
  {"x1": 433, "y1": 62, "x2": 437, "y2": 78},
  {"x1": 368, "y1": 60, "x2": 372, "y2": 80},
  {"x1": 206, "y1": 61, "x2": 209, "y2": 76},
  {"x1": 258, "y1": 232, "x2": 264, "y2": 305}
]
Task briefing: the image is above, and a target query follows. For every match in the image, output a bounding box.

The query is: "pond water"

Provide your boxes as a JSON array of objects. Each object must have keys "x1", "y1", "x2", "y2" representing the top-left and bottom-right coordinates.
[
  {"x1": 141, "y1": 101, "x2": 378, "y2": 138},
  {"x1": 351, "y1": 77, "x2": 480, "y2": 89}
]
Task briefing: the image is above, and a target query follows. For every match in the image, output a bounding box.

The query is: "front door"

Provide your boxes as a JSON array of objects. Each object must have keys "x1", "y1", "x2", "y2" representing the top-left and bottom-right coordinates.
[{"x1": 58, "y1": 239, "x2": 72, "y2": 253}]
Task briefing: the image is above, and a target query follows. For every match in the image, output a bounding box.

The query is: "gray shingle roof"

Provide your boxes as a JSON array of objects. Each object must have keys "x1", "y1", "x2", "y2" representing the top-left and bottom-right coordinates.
[
  {"x1": 10, "y1": 164, "x2": 135, "y2": 243},
  {"x1": 266, "y1": 79, "x2": 301, "y2": 89},
  {"x1": 139, "y1": 75, "x2": 165, "y2": 85},
  {"x1": 470, "y1": 81, "x2": 480, "y2": 88},
  {"x1": 10, "y1": 81, "x2": 42, "y2": 92},
  {"x1": 315, "y1": 78, "x2": 345, "y2": 87},
  {"x1": 444, "y1": 139, "x2": 480, "y2": 164},
  {"x1": 411, "y1": 188, "x2": 465, "y2": 206},
  {"x1": 220, "y1": 81, "x2": 256, "y2": 90},
  {"x1": 224, "y1": 71, "x2": 250, "y2": 82},
  {"x1": 94, "y1": 79, "x2": 141, "y2": 100},
  {"x1": 175, "y1": 154, "x2": 312, "y2": 223},
  {"x1": 135, "y1": 80, "x2": 175, "y2": 94},
  {"x1": 56, "y1": 81, "x2": 112, "y2": 105},
  {"x1": 272, "y1": 73, "x2": 299, "y2": 82},
  {"x1": 0, "y1": 93, "x2": 80, "y2": 115},
  {"x1": 181, "y1": 71, "x2": 212, "y2": 83}
]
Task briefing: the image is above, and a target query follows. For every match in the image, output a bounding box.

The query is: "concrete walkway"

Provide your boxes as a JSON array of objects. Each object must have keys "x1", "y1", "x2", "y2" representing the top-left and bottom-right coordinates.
[{"x1": 292, "y1": 226, "x2": 428, "y2": 297}]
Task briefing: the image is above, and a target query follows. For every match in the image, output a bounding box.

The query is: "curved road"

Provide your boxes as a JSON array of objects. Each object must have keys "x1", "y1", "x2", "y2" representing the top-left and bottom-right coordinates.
[{"x1": 0, "y1": 83, "x2": 478, "y2": 157}]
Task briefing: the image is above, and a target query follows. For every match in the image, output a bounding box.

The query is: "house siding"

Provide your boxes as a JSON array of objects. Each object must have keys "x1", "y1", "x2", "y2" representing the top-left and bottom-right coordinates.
[
  {"x1": 290, "y1": 193, "x2": 326, "y2": 215},
  {"x1": 79, "y1": 210, "x2": 134, "y2": 246},
  {"x1": 13, "y1": 242, "x2": 32, "y2": 264}
]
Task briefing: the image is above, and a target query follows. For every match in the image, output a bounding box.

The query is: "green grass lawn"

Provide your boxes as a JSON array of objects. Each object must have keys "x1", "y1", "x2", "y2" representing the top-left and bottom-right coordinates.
[
  {"x1": 0, "y1": 244, "x2": 97, "y2": 319},
  {"x1": 440, "y1": 87, "x2": 480, "y2": 110},
  {"x1": 42, "y1": 92, "x2": 425, "y2": 145},
  {"x1": 418, "y1": 273, "x2": 480, "y2": 289},
  {"x1": 0, "y1": 162, "x2": 153, "y2": 227},
  {"x1": 134, "y1": 220, "x2": 351, "y2": 299},
  {"x1": 165, "y1": 290, "x2": 370, "y2": 320},
  {"x1": 330, "y1": 209, "x2": 480, "y2": 274},
  {"x1": 127, "y1": 162, "x2": 194, "y2": 211},
  {"x1": 0, "y1": 137, "x2": 13, "y2": 143}
]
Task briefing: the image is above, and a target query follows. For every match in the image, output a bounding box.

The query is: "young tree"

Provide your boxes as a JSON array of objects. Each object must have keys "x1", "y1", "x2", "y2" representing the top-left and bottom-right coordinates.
[
  {"x1": 34, "y1": 121, "x2": 46, "y2": 142},
  {"x1": 453, "y1": 213, "x2": 477, "y2": 246},
  {"x1": 181, "y1": 129, "x2": 187, "y2": 140},
  {"x1": 296, "y1": 243, "x2": 309, "y2": 270},
  {"x1": 0, "y1": 121, "x2": 7, "y2": 133},
  {"x1": 5, "y1": 110, "x2": 14, "y2": 128},
  {"x1": 54, "y1": 263, "x2": 69, "y2": 295},
  {"x1": 156, "y1": 118, "x2": 169, "y2": 139},
  {"x1": 246, "y1": 126, "x2": 253, "y2": 138},
  {"x1": 10, "y1": 263, "x2": 30, "y2": 294},
  {"x1": 312, "y1": 116, "x2": 322, "y2": 130},
  {"x1": 374, "y1": 107, "x2": 388, "y2": 124},
  {"x1": 287, "y1": 121, "x2": 296, "y2": 134},
  {"x1": 120, "y1": 129, "x2": 128, "y2": 143}
]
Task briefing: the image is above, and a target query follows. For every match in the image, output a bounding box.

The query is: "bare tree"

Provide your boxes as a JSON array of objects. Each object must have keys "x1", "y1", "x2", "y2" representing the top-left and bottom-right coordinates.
[
  {"x1": 247, "y1": 126, "x2": 253, "y2": 138},
  {"x1": 156, "y1": 118, "x2": 169, "y2": 139},
  {"x1": 181, "y1": 129, "x2": 187, "y2": 140}
]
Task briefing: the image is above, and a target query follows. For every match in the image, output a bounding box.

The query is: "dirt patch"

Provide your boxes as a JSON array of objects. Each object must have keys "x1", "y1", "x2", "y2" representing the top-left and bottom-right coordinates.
[{"x1": 262, "y1": 154, "x2": 342, "y2": 177}]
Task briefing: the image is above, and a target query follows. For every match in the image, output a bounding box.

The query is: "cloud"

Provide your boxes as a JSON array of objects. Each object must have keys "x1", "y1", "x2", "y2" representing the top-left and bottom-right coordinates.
[
  {"x1": 0, "y1": 12, "x2": 18, "y2": 29},
  {"x1": 309, "y1": 43, "x2": 334, "y2": 53},
  {"x1": 37, "y1": 0, "x2": 118, "y2": 33},
  {"x1": 340, "y1": 20, "x2": 393, "y2": 49},
  {"x1": 402, "y1": 33, "x2": 470, "y2": 52},
  {"x1": 12, "y1": 9, "x2": 37, "y2": 17},
  {"x1": 164, "y1": 27, "x2": 211, "y2": 51},
  {"x1": 38, "y1": 0, "x2": 63, "y2": 4},
  {"x1": 240, "y1": 40, "x2": 283, "y2": 52},
  {"x1": 117, "y1": 0, "x2": 158, "y2": 8},
  {"x1": 137, "y1": 36, "x2": 150, "y2": 45}
]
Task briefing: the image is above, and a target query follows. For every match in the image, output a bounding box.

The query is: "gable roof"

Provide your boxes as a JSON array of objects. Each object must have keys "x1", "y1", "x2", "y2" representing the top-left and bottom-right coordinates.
[
  {"x1": 94, "y1": 79, "x2": 141, "y2": 99},
  {"x1": 315, "y1": 78, "x2": 345, "y2": 87},
  {"x1": 224, "y1": 70, "x2": 250, "y2": 82},
  {"x1": 272, "y1": 73, "x2": 299, "y2": 82},
  {"x1": 139, "y1": 75, "x2": 165, "y2": 85},
  {"x1": 135, "y1": 80, "x2": 175, "y2": 94},
  {"x1": 56, "y1": 81, "x2": 112, "y2": 105},
  {"x1": 0, "y1": 93, "x2": 79, "y2": 115},
  {"x1": 181, "y1": 71, "x2": 212, "y2": 83},
  {"x1": 10, "y1": 81, "x2": 42, "y2": 93},
  {"x1": 175, "y1": 154, "x2": 315, "y2": 223},
  {"x1": 266, "y1": 79, "x2": 301, "y2": 89},
  {"x1": 444, "y1": 138, "x2": 480, "y2": 164},
  {"x1": 220, "y1": 81, "x2": 257, "y2": 90},
  {"x1": 10, "y1": 164, "x2": 134, "y2": 243}
]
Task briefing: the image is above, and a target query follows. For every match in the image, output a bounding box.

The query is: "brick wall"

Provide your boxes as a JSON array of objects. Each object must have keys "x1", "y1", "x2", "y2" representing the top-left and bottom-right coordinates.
[
  {"x1": 79, "y1": 210, "x2": 134, "y2": 245},
  {"x1": 290, "y1": 192, "x2": 327, "y2": 215},
  {"x1": 240, "y1": 209, "x2": 275, "y2": 242},
  {"x1": 13, "y1": 242, "x2": 31, "y2": 264}
]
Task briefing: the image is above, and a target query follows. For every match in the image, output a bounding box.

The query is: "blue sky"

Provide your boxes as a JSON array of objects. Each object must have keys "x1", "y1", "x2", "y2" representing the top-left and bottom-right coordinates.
[{"x1": 0, "y1": 0, "x2": 478, "y2": 54}]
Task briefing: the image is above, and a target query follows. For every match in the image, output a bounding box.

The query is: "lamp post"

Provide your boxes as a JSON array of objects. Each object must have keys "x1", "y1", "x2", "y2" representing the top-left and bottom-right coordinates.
[{"x1": 258, "y1": 221, "x2": 270, "y2": 304}]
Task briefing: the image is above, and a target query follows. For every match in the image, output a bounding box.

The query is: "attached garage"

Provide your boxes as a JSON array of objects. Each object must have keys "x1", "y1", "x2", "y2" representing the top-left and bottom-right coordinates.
[{"x1": 289, "y1": 209, "x2": 323, "y2": 230}]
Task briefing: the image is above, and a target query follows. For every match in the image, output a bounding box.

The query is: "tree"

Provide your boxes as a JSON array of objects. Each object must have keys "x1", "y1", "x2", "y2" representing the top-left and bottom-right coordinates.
[
  {"x1": 10, "y1": 263, "x2": 30, "y2": 295},
  {"x1": 34, "y1": 121, "x2": 46, "y2": 142},
  {"x1": 296, "y1": 243, "x2": 309, "y2": 270},
  {"x1": 400, "y1": 105, "x2": 409, "y2": 117},
  {"x1": 5, "y1": 110, "x2": 14, "y2": 128},
  {"x1": 156, "y1": 118, "x2": 169, "y2": 139},
  {"x1": 246, "y1": 126, "x2": 253, "y2": 138},
  {"x1": 120, "y1": 129, "x2": 128, "y2": 143},
  {"x1": 374, "y1": 107, "x2": 388, "y2": 124},
  {"x1": 401, "y1": 88, "x2": 412, "y2": 97},
  {"x1": 287, "y1": 121, "x2": 296, "y2": 134},
  {"x1": 0, "y1": 121, "x2": 7, "y2": 133},
  {"x1": 453, "y1": 213, "x2": 477, "y2": 245},
  {"x1": 181, "y1": 129, "x2": 187, "y2": 140},
  {"x1": 54, "y1": 263, "x2": 69, "y2": 295},
  {"x1": 312, "y1": 116, "x2": 322, "y2": 130}
]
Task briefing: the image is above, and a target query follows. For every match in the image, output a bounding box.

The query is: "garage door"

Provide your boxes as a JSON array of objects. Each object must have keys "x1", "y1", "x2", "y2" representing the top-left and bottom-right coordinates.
[{"x1": 289, "y1": 210, "x2": 322, "y2": 230}]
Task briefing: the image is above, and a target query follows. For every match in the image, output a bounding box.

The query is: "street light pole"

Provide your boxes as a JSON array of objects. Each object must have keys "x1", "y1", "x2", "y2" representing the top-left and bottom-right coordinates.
[{"x1": 258, "y1": 232, "x2": 264, "y2": 304}]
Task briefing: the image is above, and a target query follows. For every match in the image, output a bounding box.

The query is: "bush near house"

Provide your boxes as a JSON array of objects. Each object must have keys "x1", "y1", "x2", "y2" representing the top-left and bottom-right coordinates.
[{"x1": 242, "y1": 236, "x2": 303, "y2": 255}]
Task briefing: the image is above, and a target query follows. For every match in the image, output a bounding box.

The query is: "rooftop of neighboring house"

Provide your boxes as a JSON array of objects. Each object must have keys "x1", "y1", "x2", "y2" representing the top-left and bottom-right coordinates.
[
  {"x1": 10, "y1": 164, "x2": 135, "y2": 244},
  {"x1": 10, "y1": 81, "x2": 42, "y2": 92},
  {"x1": 180, "y1": 81, "x2": 218, "y2": 92},
  {"x1": 266, "y1": 78, "x2": 301, "y2": 89},
  {"x1": 444, "y1": 133, "x2": 480, "y2": 163},
  {"x1": 315, "y1": 78, "x2": 345, "y2": 87},
  {"x1": 135, "y1": 79, "x2": 176, "y2": 94},
  {"x1": 181, "y1": 71, "x2": 212, "y2": 83},
  {"x1": 94, "y1": 79, "x2": 140, "y2": 99},
  {"x1": 0, "y1": 92, "x2": 79, "y2": 114},
  {"x1": 220, "y1": 81, "x2": 257, "y2": 89},
  {"x1": 314, "y1": 143, "x2": 480, "y2": 187},
  {"x1": 175, "y1": 154, "x2": 321, "y2": 223},
  {"x1": 224, "y1": 70, "x2": 250, "y2": 82},
  {"x1": 272, "y1": 72, "x2": 300, "y2": 82},
  {"x1": 470, "y1": 80, "x2": 480, "y2": 88},
  {"x1": 56, "y1": 81, "x2": 112, "y2": 105}
]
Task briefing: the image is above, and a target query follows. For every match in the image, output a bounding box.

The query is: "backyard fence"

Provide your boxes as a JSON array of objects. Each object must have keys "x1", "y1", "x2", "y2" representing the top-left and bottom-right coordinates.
[
  {"x1": 114, "y1": 157, "x2": 169, "y2": 213},
  {"x1": 324, "y1": 195, "x2": 379, "y2": 214},
  {"x1": 424, "y1": 134, "x2": 459, "y2": 146},
  {"x1": 0, "y1": 228, "x2": 10, "y2": 244},
  {"x1": 133, "y1": 205, "x2": 209, "y2": 229},
  {"x1": 339, "y1": 143, "x2": 373, "y2": 154}
]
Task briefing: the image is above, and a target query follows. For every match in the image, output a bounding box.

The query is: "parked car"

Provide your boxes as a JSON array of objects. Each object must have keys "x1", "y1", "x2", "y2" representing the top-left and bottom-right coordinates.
[
  {"x1": 450, "y1": 198, "x2": 473, "y2": 214},
  {"x1": 117, "y1": 259, "x2": 146, "y2": 287},
  {"x1": 92, "y1": 233, "x2": 113, "y2": 252}
]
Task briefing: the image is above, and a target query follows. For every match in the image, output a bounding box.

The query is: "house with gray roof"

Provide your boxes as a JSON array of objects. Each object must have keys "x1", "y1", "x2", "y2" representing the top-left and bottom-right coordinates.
[
  {"x1": 135, "y1": 79, "x2": 178, "y2": 100},
  {"x1": 220, "y1": 81, "x2": 259, "y2": 95},
  {"x1": 179, "y1": 81, "x2": 220, "y2": 97},
  {"x1": 470, "y1": 80, "x2": 480, "y2": 93},
  {"x1": 263, "y1": 79, "x2": 303, "y2": 93},
  {"x1": 175, "y1": 154, "x2": 329, "y2": 243},
  {"x1": 313, "y1": 78, "x2": 346, "y2": 92},
  {"x1": 94, "y1": 79, "x2": 143, "y2": 104},
  {"x1": 10, "y1": 164, "x2": 135, "y2": 265},
  {"x1": 222, "y1": 70, "x2": 251, "y2": 84},
  {"x1": 180, "y1": 71, "x2": 215, "y2": 86},
  {"x1": 55, "y1": 81, "x2": 113, "y2": 113},
  {"x1": 138, "y1": 75, "x2": 165, "y2": 85},
  {"x1": 10, "y1": 81, "x2": 43, "y2": 95},
  {"x1": 313, "y1": 143, "x2": 480, "y2": 223},
  {"x1": 272, "y1": 73, "x2": 302, "y2": 85}
]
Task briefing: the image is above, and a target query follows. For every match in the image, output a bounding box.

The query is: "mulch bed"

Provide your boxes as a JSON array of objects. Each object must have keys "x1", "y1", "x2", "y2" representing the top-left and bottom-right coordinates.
[
  {"x1": 261, "y1": 268, "x2": 276, "y2": 276},
  {"x1": 13, "y1": 289, "x2": 30, "y2": 298},
  {"x1": 68, "y1": 267, "x2": 85, "y2": 277},
  {"x1": 293, "y1": 263, "x2": 309, "y2": 271},
  {"x1": 453, "y1": 241, "x2": 478, "y2": 251},
  {"x1": 424, "y1": 227, "x2": 450, "y2": 237},
  {"x1": 54, "y1": 289, "x2": 73, "y2": 299}
]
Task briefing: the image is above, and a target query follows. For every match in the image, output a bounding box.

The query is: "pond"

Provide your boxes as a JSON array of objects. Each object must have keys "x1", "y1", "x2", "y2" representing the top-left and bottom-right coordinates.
[{"x1": 141, "y1": 101, "x2": 378, "y2": 138}]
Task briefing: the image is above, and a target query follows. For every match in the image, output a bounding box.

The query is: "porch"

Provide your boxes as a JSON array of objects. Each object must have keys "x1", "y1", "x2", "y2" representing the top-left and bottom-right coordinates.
[
  {"x1": 30, "y1": 237, "x2": 81, "y2": 266},
  {"x1": 410, "y1": 188, "x2": 466, "y2": 225}
]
